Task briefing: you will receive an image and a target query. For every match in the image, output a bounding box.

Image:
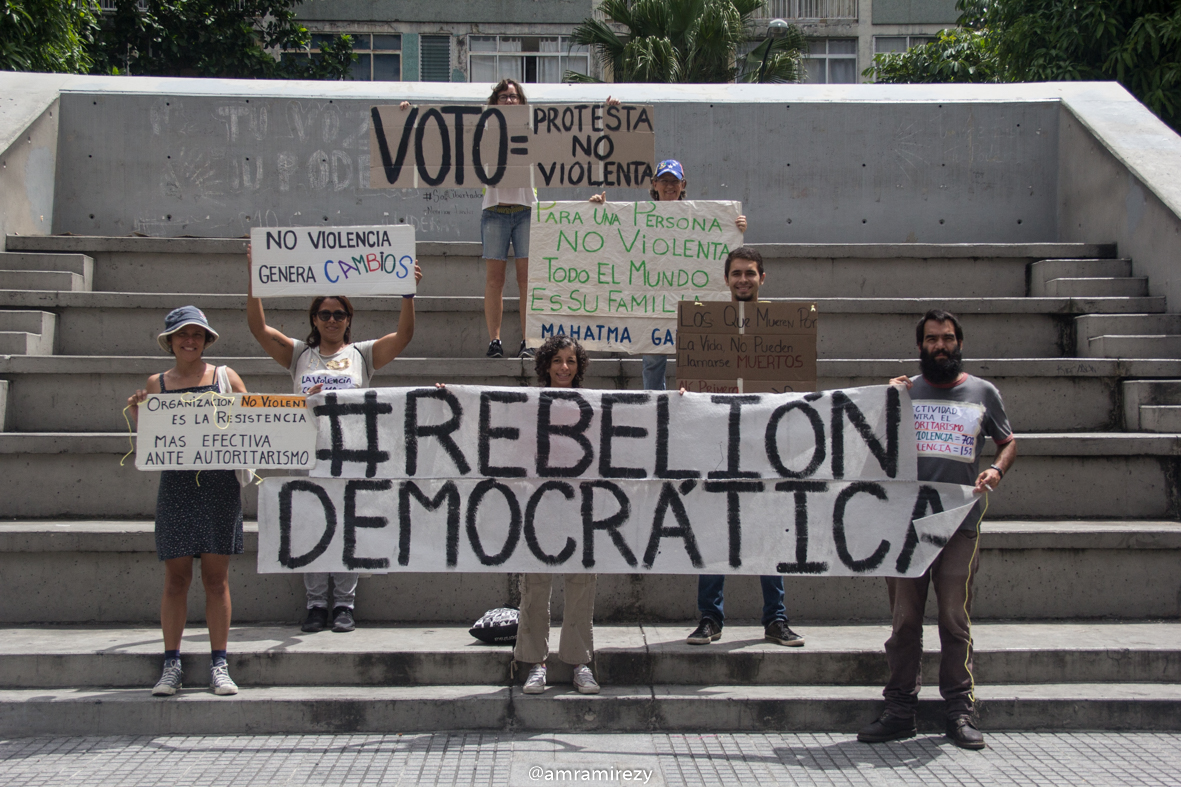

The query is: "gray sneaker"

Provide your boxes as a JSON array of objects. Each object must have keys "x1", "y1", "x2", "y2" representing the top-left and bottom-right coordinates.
[
  {"x1": 210, "y1": 661, "x2": 238, "y2": 695},
  {"x1": 151, "y1": 658, "x2": 183, "y2": 696},
  {"x1": 522, "y1": 663, "x2": 547, "y2": 694},
  {"x1": 572, "y1": 664, "x2": 600, "y2": 694}
]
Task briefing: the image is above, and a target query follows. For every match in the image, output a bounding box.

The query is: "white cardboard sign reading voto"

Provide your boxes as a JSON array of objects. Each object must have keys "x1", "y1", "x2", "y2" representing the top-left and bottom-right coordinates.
[{"x1": 250, "y1": 225, "x2": 416, "y2": 297}]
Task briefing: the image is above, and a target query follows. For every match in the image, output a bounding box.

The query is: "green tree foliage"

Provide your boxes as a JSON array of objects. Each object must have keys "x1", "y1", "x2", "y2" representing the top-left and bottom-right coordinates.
[
  {"x1": 91, "y1": 0, "x2": 353, "y2": 79},
  {"x1": 866, "y1": 0, "x2": 1181, "y2": 131},
  {"x1": 569, "y1": 0, "x2": 805, "y2": 84},
  {"x1": 1, "y1": 1, "x2": 99, "y2": 73},
  {"x1": 865, "y1": 28, "x2": 999, "y2": 84}
]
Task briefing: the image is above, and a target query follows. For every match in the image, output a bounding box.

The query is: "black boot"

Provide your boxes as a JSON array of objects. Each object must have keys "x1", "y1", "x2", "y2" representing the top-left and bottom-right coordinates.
[
  {"x1": 857, "y1": 711, "x2": 917, "y2": 743},
  {"x1": 947, "y1": 715, "x2": 986, "y2": 750}
]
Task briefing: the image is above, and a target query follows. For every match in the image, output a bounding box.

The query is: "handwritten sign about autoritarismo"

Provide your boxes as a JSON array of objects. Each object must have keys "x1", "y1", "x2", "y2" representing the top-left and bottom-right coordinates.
[
  {"x1": 526, "y1": 201, "x2": 742, "y2": 353},
  {"x1": 135, "y1": 392, "x2": 317, "y2": 470},
  {"x1": 249, "y1": 225, "x2": 416, "y2": 298},
  {"x1": 677, "y1": 301, "x2": 819, "y2": 394},
  {"x1": 368, "y1": 104, "x2": 655, "y2": 190}
]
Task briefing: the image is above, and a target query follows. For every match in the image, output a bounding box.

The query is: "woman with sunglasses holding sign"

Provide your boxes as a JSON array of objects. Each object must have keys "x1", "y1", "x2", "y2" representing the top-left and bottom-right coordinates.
[{"x1": 246, "y1": 246, "x2": 423, "y2": 633}]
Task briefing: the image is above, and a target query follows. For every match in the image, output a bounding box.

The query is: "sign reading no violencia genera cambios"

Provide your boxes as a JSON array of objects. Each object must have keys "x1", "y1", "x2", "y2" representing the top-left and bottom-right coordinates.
[{"x1": 249, "y1": 225, "x2": 416, "y2": 297}]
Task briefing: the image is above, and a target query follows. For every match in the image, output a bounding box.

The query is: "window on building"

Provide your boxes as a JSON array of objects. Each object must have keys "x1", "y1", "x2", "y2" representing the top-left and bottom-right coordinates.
[
  {"x1": 469, "y1": 36, "x2": 590, "y2": 84},
  {"x1": 284, "y1": 34, "x2": 401, "y2": 81},
  {"x1": 874, "y1": 35, "x2": 936, "y2": 54},
  {"x1": 760, "y1": 0, "x2": 858, "y2": 20},
  {"x1": 803, "y1": 38, "x2": 857, "y2": 83},
  {"x1": 420, "y1": 35, "x2": 453, "y2": 82}
]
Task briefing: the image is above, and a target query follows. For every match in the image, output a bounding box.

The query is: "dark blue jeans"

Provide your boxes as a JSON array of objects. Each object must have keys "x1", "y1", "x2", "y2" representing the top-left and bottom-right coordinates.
[{"x1": 697, "y1": 575, "x2": 787, "y2": 628}]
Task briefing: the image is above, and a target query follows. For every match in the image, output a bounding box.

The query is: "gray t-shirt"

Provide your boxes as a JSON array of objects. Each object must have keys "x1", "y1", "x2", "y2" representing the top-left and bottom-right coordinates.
[
  {"x1": 288, "y1": 339, "x2": 377, "y2": 394},
  {"x1": 909, "y1": 373, "x2": 1013, "y2": 531}
]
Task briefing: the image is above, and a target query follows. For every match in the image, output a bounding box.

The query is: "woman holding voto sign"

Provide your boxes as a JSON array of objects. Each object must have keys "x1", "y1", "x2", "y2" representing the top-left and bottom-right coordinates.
[
  {"x1": 400, "y1": 88, "x2": 621, "y2": 361},
  {"x1": 246, "y1": 245, "x2": 423, "y2": 634},
  {"x1": 126, "y1": 306, "x2": 248, "y2": 698},
  {"x1": 590, "y1": 159, "x2": 747, "y2": 390}
]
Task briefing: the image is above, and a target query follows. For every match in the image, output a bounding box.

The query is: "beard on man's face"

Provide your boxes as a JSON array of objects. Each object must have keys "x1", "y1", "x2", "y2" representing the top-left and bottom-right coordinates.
[{"x1": 919, "y1": 345, "x2": 963, "y2": 384}]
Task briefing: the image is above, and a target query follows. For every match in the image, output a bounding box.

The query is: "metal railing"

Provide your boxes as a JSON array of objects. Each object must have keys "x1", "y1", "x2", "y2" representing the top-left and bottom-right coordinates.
[
  {"x1": 760, "y1": 0, "x2": 858, "y2": 20},
  {"x1": 100, "y1": 0, "x2": 148, "y2": 10}
]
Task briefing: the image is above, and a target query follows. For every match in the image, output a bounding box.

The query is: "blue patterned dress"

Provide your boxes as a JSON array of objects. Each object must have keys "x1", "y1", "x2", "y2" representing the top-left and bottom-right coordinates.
[{"x1": 153, "y1": 378, "x2": 244, "y2": 560}]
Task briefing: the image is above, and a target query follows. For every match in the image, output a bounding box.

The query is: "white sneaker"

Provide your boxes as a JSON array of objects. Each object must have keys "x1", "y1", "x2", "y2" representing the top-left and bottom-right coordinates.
[
  {"x1": 573, "y1": 664, "x2": 600, "y2": 694},
  {"x1": 522, "y1": 663, "x2": 547, "y2": 694},
  {"x1": 210, "y1": 661, "x2": 239, "y2": 695},
  {"x1": 151, "y1": 658, "x2": 183, "y2": 696}
]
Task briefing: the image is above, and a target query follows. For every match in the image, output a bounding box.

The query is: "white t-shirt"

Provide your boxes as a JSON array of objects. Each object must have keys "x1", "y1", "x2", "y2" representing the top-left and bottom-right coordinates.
[
  {"x1": 288, "y1": 339, "x2": 377, "y2": 394},
  {"x1": 482, "y1": 187, "x2": 535, "y2": 209}
]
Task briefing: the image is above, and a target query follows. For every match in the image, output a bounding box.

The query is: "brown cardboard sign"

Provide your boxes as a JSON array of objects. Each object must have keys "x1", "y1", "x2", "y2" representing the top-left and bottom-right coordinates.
[
  {"x1": 369, "y1": 103, "x2": 656, "y2": 190},
  {"x1": 676, "y1": 301, "x2": 818, "y2": 390}
]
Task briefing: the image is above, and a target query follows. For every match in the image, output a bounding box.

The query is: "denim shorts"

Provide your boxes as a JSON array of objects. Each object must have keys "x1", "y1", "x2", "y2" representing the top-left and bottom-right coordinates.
[{"x1": 481, "y1": 207, "x2": 531, "y2": 260}]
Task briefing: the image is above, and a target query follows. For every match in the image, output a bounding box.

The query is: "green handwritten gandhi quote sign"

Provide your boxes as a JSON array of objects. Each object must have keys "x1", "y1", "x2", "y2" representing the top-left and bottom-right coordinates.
[{"x1": 526, "y1": 200, "x2": 743, "y2": 354}]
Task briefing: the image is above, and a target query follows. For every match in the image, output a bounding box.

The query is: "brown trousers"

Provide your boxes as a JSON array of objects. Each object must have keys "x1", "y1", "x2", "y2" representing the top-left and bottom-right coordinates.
[
  {"x1": 883, "y1": 529, "x2": 981, "y2": 719},
  {"x1": 513, "y1": 573, "x2": 597, "y2": 666}
]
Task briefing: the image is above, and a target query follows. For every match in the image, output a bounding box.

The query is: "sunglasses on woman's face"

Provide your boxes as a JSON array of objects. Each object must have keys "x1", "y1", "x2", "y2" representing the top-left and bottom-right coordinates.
[{"x1": 316, "y1": 310, "x2": 349, "y2": 322}]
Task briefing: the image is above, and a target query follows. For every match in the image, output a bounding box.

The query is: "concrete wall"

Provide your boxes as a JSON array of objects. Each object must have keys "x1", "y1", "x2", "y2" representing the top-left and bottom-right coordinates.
[
  {"x1": 0, "y1": 78, "x2": 62, "y2": 240},
  {"x1": 3, "y1": 75, "x2": 1181, "y2": 306},
  {"x1": 871, "y1": 0, "x2": 959, "y2": 24},
  {"x1": 296, "y1": 0, "x2": 594, "y2": 25},
  {"x1": 1058, "y1": 88, "x2": 1181, "y2": 319},
  {"x1": 49, "y1": 78, "x2": 1063, "y2": 243}
]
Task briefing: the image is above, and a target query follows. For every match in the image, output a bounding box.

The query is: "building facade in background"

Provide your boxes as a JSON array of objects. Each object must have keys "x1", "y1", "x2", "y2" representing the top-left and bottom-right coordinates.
[{"x1": 291, "y1": 0, "x2": 959, "y2": 86}]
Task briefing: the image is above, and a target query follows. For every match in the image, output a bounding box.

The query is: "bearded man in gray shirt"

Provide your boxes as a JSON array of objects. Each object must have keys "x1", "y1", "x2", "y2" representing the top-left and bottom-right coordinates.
[{"x1": 857, "y1": 309, "x2": 1018, "y2": 751}]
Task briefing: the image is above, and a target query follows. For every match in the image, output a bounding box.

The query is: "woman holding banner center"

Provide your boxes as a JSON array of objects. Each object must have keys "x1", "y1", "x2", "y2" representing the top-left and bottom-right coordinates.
[
  {"x1": 437, "y1": 335, "x2": 600, "y2": 693},
  {"x1": 127, "y1": 306, "x2": 248, "y2": 698},
  {"x1": 517, "y1": 335, "x2": 601, "y2": 694},
  {"x1": 591, "y1": 160, "x2": 747, "y2": 389},
  {"x1": 246, "y1": 246, "x2": 423, "y2": 634}
]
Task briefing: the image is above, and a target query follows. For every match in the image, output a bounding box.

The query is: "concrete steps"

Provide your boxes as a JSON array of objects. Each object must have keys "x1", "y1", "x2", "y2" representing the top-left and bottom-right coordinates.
[
  {"x1": 0, "y1": 622, "x2": 1176, "y2": 734},
  {"x1": 4, "y1": 622, "x2": 1178, "y2": 688},
  {"x1": 0, "y1": 308, "x2": 55, "y2": 355},
  {"x1": 0, "y1": 249, "x2": 92, "y2": 293},
  {"x1": 1075, "y1": 314, "x2": 1181, "y2": 359},
  {"x1": 1042, "y1": 277, "x2": 1149, "y2": 297},
  {"x1": 1088, "y1": 335, "x2": 1181, "y2": 359},
  {"x1": 5, "y1": 683, "x2": 1179, "y2": 735},
  {"x1": 5, "y1": 236, "x2": 1115, "y2": 299},
  {"x1": 1123, "y1": 380, "x2": 1181, "y2": 431},
  {"x1": 5, "y1": 356, "x2": 1181, "y2": 433},
  {"x1": 2, "y1": 521, "x2": 1178, "y2": 622},
  {"x1": 1, "y1": 432, "x2": 1177, "y2": 519},
  {"x1": 1029, "y1": 258, "x2": 1134, "y2": 295},
  {"x1": 0, "y1": 291, "x2": 1165, "y2": 359}
]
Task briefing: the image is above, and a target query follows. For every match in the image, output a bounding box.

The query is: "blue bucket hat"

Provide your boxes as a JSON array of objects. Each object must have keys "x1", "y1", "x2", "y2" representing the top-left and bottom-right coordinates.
[
  {"x1": 157, "y1": 305, "x2": 219, "y2": 353},
  {"x1": 654, "y1": 160, "x2": 685, "y2": 180}
]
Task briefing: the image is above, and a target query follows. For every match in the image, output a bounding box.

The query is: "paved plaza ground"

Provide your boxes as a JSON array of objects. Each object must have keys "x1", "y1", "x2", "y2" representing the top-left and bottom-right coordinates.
[{"x1": 2, "y1": 731, "x2": 1178, "y2": 786}]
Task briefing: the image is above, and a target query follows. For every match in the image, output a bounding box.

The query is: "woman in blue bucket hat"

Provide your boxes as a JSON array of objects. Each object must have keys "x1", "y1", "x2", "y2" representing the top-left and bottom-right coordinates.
[{"x1": 127, "y1": 305, "x2": 248, "y2": 698}]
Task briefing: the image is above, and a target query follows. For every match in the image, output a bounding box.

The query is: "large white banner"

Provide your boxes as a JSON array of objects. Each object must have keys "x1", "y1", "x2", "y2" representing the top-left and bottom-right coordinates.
[
  {"x1": 526, "y1": 201, "x2": 742, "y2": 354},
  {"x1": 136, "y1": 392, "x2": 317, "y2": 470},
  {"x1": 249, "y1": 225, "x2": 416, "y2": 297},
  {"x1": 256, "y1": 385, "x2": 979, "y2": 575},
  {"x1": 259, "y1": 476, "x2": 976, "y2": 577}
]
